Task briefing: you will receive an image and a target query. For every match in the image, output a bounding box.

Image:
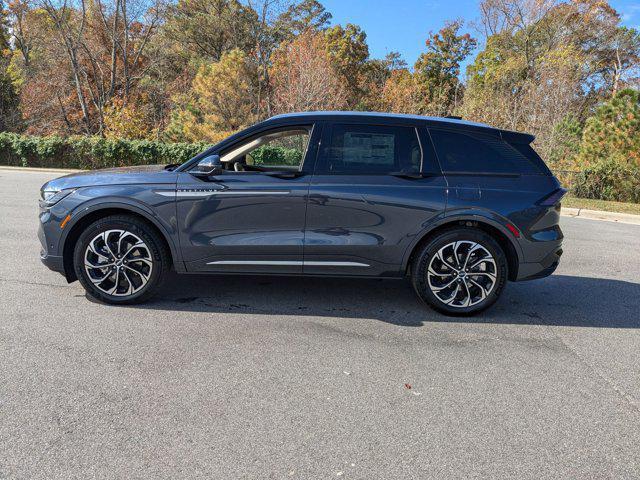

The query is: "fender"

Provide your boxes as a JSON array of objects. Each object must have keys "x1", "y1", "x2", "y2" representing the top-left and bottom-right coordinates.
[
  {"x1": 400, "y1": 207, "x2": 524, "y2": 271},
  {"x1": 59, "y1": 196, "x2": 185, "y2": 273}
]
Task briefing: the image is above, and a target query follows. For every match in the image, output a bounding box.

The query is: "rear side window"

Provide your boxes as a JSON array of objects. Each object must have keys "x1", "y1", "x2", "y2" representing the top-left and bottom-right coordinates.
[
  {"x1": 429, "y1": 129, "x2": 543, "y2": 175},
  {"x1": 509, "y1": 142, "x2": 551, "y2": 174},
  {"x1": 318, "y1": 124, "x2": 421, "y2": 174}
]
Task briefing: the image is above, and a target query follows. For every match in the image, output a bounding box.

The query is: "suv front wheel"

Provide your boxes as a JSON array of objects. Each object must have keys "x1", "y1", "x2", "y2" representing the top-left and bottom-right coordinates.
[
  {"x1": 411, "y1": 228, "x2": 508, "y2": 316},
  {"x1": 73, "y1": 215, "x2": 170, "y2": 304}
]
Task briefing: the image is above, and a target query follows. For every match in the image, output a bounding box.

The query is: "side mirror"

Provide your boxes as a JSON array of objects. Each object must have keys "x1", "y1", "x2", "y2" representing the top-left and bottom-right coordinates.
[{"x1": 191, "y1": 154, "x2": 223, "y2": 177}]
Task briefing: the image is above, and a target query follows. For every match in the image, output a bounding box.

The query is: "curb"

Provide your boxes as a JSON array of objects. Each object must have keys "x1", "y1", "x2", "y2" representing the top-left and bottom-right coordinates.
[
  {"x1": 561, "y1": 207, "x2": 640, "y2": 226},
  {"x1": 0, "y1": 165, "x2": 81, "y2": 174}
]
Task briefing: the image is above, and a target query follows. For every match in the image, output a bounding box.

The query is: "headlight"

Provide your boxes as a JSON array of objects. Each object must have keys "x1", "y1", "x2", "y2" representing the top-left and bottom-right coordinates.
[{"x1": 40, "y1": 188, "x2": 77, "y2": 207}]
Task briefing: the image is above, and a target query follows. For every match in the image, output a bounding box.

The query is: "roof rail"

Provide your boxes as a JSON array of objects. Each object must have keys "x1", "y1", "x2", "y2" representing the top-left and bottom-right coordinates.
[{"x1": 445, "y1": 115, "x2": 463, "y2": 120}]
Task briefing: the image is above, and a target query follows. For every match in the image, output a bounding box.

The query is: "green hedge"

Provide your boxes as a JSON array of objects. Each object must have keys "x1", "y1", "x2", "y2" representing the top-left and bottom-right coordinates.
[
  {"x1": 572, "y1": 159, "x2": 640, "y2": 203},
  {"x1": 0, "y1": 132, "x2": 210, "y2": 169},
  {"x1": 250, "y1": 145, "x2": 302, "y2": 166}
]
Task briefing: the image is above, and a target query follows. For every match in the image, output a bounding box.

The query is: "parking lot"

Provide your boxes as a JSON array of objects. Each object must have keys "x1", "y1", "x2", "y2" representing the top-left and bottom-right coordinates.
[{"x1": 1, "y1": 168, "x2": 640, "y2": 479}]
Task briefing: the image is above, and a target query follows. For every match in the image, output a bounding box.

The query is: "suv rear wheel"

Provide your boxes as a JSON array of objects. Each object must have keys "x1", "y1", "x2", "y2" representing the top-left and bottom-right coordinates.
[
  {"x1": 73, "y1": 215, "x2": 170, "y2": 304},
  {"x1": 411, "y1": 228, "x2": 508, "y2": 316}
]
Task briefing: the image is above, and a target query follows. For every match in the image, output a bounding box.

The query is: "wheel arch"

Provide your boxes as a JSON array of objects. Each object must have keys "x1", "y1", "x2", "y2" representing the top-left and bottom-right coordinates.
[
  {"x1": 403, "y1": 215, "x2": 522, "y2": 281},
  {"x1": 60, "y1": 203, "x2": 180, "y2": 282}
]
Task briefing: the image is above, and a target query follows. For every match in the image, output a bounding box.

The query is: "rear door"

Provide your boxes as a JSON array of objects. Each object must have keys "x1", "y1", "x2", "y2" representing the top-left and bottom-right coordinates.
[{"x1": 303, "y1": 122, "x2": 448, "y2": 277}]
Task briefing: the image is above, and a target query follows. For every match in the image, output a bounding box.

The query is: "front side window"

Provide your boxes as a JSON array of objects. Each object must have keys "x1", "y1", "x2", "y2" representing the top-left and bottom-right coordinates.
[
  {"x1": 219, "y1": 127, "x2": 311, "y2": 172},
  {"x1": 319, "y1": 124, "x2": 422, "y2": 174},
  {"x1": 429, "y1": 129, "x2": 543, "y2": 174}
]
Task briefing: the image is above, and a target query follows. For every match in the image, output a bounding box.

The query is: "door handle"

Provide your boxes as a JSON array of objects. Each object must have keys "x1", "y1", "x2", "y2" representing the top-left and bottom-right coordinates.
[
  {"x1": 265, "y1": 171, "x2": 305, "y2": 179},
  {"x1": 388, "y1": 171, "x2": 433, "y2": 180}
]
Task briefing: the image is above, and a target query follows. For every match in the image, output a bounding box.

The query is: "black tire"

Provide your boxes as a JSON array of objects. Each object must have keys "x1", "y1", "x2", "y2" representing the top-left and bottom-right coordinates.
[
  {"x1": 73, "y1": 215, "x2": 170, "y2": 304},
  {"x1": 411, "y1": 228, "x2": 508, "y2": 316}
]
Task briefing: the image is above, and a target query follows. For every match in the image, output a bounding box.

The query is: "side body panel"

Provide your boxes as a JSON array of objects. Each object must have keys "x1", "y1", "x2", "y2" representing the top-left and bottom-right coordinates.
[{"x1": 443, "y1": 175, "x2": 563, "y2": 280}]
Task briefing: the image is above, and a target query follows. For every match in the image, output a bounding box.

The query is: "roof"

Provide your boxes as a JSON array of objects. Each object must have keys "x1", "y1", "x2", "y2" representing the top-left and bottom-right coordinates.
[
  {"x1": 267, "y1": 111, "x2": 491, "y2": 129},
  {"x1": 266, "y1": 111, "x2": 534, "y2": 143}
]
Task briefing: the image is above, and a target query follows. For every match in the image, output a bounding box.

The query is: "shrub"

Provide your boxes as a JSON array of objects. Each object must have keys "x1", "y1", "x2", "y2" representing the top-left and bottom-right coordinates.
[
  {"x1": 250, "y1": 145, "x2": 302, "y2": 166},
  {"x1": 0, "y1": 132, "x2": 210, "y2": 169},
  {"x1": 572, "y1": 158, "x2": 640, "y2": 203}
]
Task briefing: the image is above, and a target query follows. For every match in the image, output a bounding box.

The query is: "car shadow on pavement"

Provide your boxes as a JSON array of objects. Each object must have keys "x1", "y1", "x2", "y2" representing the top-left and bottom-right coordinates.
[{"x1": 123, "y1": 273, "x2": 640, "y2": 328}]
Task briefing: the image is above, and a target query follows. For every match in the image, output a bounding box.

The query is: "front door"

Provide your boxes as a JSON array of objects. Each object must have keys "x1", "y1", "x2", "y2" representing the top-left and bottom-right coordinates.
[
  {"x1": 176, "y1": 124, "x2": 320, "y2": 274},
  {"x1": 304, "y1": 123, "x2": 448, "y2": 277}
]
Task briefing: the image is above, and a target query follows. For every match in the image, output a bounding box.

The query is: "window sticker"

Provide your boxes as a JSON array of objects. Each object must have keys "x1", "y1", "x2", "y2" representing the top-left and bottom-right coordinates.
[{"x1": 342, "y1": 133, "x2": 395, "y2": 165}]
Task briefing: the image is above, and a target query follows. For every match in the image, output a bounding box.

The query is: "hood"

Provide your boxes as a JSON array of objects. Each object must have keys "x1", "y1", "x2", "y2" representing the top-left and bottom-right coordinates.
[{"x1": 42, "y1": 164, "x2": 177, "y2": 191}]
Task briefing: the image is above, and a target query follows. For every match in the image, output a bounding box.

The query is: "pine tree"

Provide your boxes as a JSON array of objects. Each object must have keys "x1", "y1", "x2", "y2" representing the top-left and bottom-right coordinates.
[{"x1": 578, "y1": 89, "x2": 640, "y2": 168}]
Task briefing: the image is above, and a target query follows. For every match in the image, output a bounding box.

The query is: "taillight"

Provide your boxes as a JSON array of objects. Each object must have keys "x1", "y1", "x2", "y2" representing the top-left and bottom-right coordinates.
[{"x1": 537, "y1": 188, "x2": 568, "y2": 206}]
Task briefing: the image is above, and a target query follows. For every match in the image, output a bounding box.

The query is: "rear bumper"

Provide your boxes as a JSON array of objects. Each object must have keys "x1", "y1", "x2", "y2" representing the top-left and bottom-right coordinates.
[{"x1": 515, "y1": 247, "x2": 563, "y2": 281}]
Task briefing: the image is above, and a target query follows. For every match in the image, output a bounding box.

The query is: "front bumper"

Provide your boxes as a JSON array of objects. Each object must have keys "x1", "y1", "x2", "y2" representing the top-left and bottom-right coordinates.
[
  {"x1": 38, "y1": 207, "x2": 66, "y2": 275},
  {"x1": 40, "y1": 251, "x2": 65, "y2": 273}
]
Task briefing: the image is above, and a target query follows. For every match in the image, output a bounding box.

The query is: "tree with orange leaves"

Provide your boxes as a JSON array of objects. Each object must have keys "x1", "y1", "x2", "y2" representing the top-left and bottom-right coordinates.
[{"x1": 270, "y1": 29, "x2": 346, "y2": 114}]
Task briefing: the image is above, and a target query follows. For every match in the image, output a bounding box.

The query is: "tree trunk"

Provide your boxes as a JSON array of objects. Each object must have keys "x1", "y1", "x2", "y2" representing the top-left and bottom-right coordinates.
[
  {"x1": 109, "y1": 0, "x2": 121, "y2": 98},
  {"x1": 122, "y1": 0, "x2": 130, "y2": 101}
]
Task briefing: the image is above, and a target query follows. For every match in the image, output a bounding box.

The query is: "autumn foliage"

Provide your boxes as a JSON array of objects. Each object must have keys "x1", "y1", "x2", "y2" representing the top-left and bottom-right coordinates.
[
  {"x1": 270, "y1": 30, "x2": 347, "y2": 114},
  {"x1": 0, "y1": 0, "x2": 639, "y2": 200}
]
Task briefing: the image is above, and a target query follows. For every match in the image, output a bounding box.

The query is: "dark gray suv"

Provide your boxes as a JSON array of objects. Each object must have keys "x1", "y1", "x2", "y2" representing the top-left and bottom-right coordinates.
[{"x1": 39, "y1": 112, "x2": 565, "y2": 315}]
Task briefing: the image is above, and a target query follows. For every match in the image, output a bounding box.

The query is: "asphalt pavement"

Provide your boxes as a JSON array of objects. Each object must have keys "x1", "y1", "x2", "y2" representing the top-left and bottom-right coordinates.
[{"x1": 1, "y1": 169, "x2": 639, "y2": 479}]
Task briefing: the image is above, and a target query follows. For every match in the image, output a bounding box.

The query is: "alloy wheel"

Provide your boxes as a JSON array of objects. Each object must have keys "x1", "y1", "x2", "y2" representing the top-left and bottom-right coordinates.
[
  {"x1": 427, "y1": 240, "x2": 497, "y2": 308},
  {"x1": 84, "y1": 229, "x2": 153, "y2": 297}
]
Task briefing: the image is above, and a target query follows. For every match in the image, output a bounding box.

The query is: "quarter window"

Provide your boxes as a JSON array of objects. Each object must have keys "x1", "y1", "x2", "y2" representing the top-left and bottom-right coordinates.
[
  {"x1": 429, "y1": 129, "x2": 542, "y2": 174},
  {"x1": 319, "y1": 124, "x2": 422, "y2": 174}
]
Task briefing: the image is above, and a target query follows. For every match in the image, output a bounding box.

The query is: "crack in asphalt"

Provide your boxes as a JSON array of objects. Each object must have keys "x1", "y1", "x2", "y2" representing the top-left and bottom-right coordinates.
[
  {"x1": 0, "y1": 278, "x2": 70, "y2": 289},
  {"x1": 545, "y1": 323, "x2": 640, "y2": 414}
]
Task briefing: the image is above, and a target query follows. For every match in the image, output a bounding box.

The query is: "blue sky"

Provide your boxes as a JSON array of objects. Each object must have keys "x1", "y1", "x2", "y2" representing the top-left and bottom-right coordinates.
[{"x1": 321, "y1": 0, "x2": 640, "y2": 68}]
